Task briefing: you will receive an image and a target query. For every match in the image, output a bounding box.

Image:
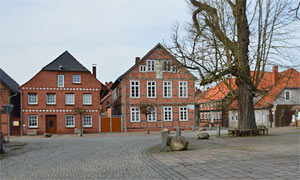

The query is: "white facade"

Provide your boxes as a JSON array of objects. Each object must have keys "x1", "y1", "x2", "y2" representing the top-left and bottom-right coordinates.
[{"x1": 228, "y1": 109, "x2": 270, "y2": 128}]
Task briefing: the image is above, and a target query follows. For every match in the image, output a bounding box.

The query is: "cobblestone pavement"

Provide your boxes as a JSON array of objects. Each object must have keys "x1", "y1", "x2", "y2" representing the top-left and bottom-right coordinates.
[
  {"x1": 152, "y1": 127, "x2": 300, "y2": 180},
  {"x1": 0, "y1": 132, "x2": 178, "y2": 180}
]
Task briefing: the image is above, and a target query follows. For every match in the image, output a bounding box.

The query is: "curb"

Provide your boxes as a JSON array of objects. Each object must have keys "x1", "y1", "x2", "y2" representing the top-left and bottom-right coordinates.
[{"x1": 141, "y1": 147, "x2": 188, "y2": 180}]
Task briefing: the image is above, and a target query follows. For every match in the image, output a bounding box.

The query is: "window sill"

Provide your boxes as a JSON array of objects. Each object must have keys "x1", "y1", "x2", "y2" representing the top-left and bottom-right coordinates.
[
  {"x1": 28, "y1": 104, "x2": 38, "y2": 106},
  {"x1": 46, "y1": 104, "x2": 56, "y2": 106},
  {"x1": 83, "y1": 126, "x2": 92, "y2": 128},
  {"x1": 28, "y1": 127, "x2": 38, "y2": 129},
  {"x1": 66, "y1": 126, "x2": 75, "y2": 128},
  {"x1": 65, "y1": 104, "x2": 75, "y2": 106},
  {"x1": 72, "y1": 83, "x2": 81, "y2": 85}
]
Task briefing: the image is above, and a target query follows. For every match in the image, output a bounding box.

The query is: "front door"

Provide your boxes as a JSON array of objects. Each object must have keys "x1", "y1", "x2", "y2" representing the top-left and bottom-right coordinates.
[{"x1": 46, "y1": 115, "x2": 57, "y2": 134}]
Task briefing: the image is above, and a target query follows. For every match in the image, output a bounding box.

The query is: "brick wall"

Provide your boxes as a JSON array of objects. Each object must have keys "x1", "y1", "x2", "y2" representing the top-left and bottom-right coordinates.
[{"x1": 21, "y1": 71, "x2": 102, "y2": 134}]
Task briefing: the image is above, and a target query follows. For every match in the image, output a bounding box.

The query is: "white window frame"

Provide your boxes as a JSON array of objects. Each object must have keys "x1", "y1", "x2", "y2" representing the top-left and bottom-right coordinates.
[
  {"x1": 179, "y1": 106, "x2": 188, "y2": 121},
  {"x1": 46, "y1": 94, "x2": 56, "y2": 105},
  {"x1": 58, "y1": 75, "x2": 64, "y2": 87},
  {"x1": 65, "y1": 93, "x2": 75, "y2": 105},
  {"x1": 72, "y1": 75, "x2": 81, "y2": 84},
  {"x1": 65, "y1": 115, "x2": 75, "y2": 128},
  {"x1": 200, "y1": 112, "x2": 203, "y2": 119},
  {"x1": 28, "y1": 115, "x2": 38, "y2": 128},
  {"x1": 147, "y1": 107, "x2": 157, "y2": 122},
  {"x1": 163, "y1": 106, "x2": 173, "y2": 121},
  {"x1": 285, "y1": 90, "x2": 291, "y2": 101},
  {"x1": 147, "y1": 60, "x2": 155, "y2": 71},
  {"x1": 130, "y1": 107, "x2": 140, "y2": 122},
  {"x1": 139, "y1": 65, "x2": 147, "y2": 72},
  {"x1": 179, "y1": 81, "x2": 188, "y2": 98},
  {"x1": 28, "y1": 93, "x2": 38, "y2": 105},
  {"x1": 163, "y1": 81, "x2": 172, "y2": 98},
  {"x1": 83, "y1": 115, "x2": 92, "y2": 127},
  {"x1": 83, "y1": 94, "x2": 92, "y2": 105},
  {"x1": 162, "y1": 60, "x2": 172, "y2": 72},
  {"x1": 147, "y1": 81, "x2": 156, "y2": 98},
  {"x1": 130, "y1": 80, "x2": 140, "y2": 98}
]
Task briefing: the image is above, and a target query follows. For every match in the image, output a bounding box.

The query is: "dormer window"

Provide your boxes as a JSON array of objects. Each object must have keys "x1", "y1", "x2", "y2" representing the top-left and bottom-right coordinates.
[
  {"x1": 73, "y1": 75, "x2": 81, "y2": 84},
  {"x1": 285, "y1": 90, "x2": 291, "y2": 101}
]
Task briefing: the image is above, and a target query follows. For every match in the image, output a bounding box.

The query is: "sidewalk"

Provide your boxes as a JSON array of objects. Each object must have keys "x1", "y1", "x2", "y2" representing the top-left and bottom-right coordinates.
[{"x1": 151, "y1": 127, "x2": 300, "y2": 180}]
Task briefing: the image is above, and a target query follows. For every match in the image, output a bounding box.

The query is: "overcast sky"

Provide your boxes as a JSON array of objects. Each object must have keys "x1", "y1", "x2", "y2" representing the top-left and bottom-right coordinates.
[{"x1": 0, "y1": 0, "x2": 190, "y2": 85}]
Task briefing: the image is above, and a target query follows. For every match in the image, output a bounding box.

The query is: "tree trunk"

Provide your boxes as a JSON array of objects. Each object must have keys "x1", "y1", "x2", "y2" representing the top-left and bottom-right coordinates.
[{"x1": 236, "y1": 0, "x2": 257, "y2": 130}]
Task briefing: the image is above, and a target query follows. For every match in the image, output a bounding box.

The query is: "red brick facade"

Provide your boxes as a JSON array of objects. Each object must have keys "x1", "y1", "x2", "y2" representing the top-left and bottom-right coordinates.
[
  {"x1": 111, "y1": 44, "x2": 197, "y2": 131},
  {"x1": 21, "y1": 53, "x2": 103, "y2": 135}
]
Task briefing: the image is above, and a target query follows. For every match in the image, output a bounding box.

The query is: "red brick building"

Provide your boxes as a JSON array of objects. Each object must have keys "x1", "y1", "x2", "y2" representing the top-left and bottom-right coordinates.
[
  {"x1": 21, "y1": 51, "x2": 104, "y2": 134},
  {"x1": 0, "y1": 68, "x2": 21, "y2": 135},
  {"x1": 110, "y1": 43, "x2": 197, "y2": 132}
]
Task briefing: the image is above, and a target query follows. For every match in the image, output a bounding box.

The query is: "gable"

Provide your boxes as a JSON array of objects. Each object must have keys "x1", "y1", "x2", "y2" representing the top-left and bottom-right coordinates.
[
  {"x1": 111, "y1": 43, "x2": 197, "y2": 89},
  {"x1": 42, "y1": 51, "x2": 90, "y2": 72}
]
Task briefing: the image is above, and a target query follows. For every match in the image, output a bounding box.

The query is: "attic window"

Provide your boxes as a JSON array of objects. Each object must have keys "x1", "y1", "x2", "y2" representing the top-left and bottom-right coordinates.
[
  {"x1": 139, "y1": 65, "x2": 146, "y2": 72},
  {"x1": 147, "y1": 60, "x2": 155, "y2": 71},
  {"x1": 285, "y1": 90, "x2": 291, "y2": 101},
  {"x1": 162, "y1": 60, "x2": 172, "y2": 72}
]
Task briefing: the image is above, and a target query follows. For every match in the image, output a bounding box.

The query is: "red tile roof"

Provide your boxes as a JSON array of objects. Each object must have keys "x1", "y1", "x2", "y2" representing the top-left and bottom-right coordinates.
[{"x1": 197, "y1": 68, "x2": 300, "y2": 109}]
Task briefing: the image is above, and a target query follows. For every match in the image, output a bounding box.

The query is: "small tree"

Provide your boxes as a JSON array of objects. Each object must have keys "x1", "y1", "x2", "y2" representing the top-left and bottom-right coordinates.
[
  {"x1": 139, "y1": 104, "x2": 156, "y2": 134},
  {"x1": 74, "y1": 107, "x2": 85, "y2": 136}
]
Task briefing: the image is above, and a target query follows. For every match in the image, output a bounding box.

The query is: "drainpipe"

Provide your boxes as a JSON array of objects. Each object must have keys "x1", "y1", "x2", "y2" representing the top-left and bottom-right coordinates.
[
  {"x1": 20, "y1": 92, "x2": 23, "y2": 136},
  {"x1": 7, "y1": 93, "x2": 17, "y2": 142}
]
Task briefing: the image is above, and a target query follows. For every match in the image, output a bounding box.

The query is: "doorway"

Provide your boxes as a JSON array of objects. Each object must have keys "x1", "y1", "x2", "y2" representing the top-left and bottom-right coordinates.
[{"x1": 46, "y1": 115, "x2": 57, "y2": 134}]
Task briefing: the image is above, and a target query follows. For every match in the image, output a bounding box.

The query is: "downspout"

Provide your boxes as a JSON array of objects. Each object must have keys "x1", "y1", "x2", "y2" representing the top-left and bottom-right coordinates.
[
  {"x1": 7, "y1": 93, "x2": 17, "y2": 141},
  {"x1": 20, "y1": 92, "x2": 23, "y2": 136}
]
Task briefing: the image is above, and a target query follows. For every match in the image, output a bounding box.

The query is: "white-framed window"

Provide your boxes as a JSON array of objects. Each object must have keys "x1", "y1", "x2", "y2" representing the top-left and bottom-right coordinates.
[
  {"x1": 83, "y1": 94, "x2": 92, "y2": 105},
  {"x1": 200, "y1": 112, "x2": 203, "y2": 119},
  {"x1": 58, "y1": 75, "x2": 64, "y2": 87},
  {"x1": 73, "y1": 75, "x2": 81, "y2": 84},
  {"x1": 130, "y1": 107, "x2": 140, "y2": 122},
  {"x1": 65, "y1": 94, "x2": 75, "y2": 105},
  {"x1": 83, "y1": 115, "x2": 92, "y2": 127},
  {"x1": 139, "y1": 65, "x2": 147, "y2": 72},
  {"x1": 163, "y1": 60, "x2": 172, "y2": 72},
  {"x1": 147, "y1": 60, "x2": 155, "y2": 71},
  {"x1": 285, "y1": 90, "x2": 291, "y2": 101},
  {"x1": 179, "y1": 81, "x2": 188, "y2": 98},
  {"x1": 163, "y1": 106, "x2": 173, "y2": 121},
  {"x1": 147, "y1": 107, "x2": 157, "y2": 122},
  {"x1": 130, "y1": 80, "x2": 140, "y2": 98},
  {"x1": 46, "y1": 94, "x2": 56, "y2": 105},
  {"x1": 236, "y1": 115, "x2": 238, "y2": 121},
  {"x1": 163, "y1": 81, "x2": 172, "y2": 98},
  {"x1": 65, "y1": 115, "x2": 75, "y2": 128},
  {"x1": 28, "y1": 93, "x2": 38, "y2": 105},
  {"x1": 179, "y1": 106, "x2": 188, "y2": 121},
  {"x1": 204, "y1": 112, "x2": 207, "y2": 119},
  {"x1": 28, "y1": 115, "x2": 38, "y2": 128},
  {"x1": 147, "y1": 81, "x2": 156, "y2": 98}
]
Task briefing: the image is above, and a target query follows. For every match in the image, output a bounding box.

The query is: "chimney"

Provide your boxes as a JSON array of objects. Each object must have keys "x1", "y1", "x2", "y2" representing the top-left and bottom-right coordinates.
[
  {"x1": 92, "y1": 64, "x2": 97, "y2": 78},
  {"x1": 272, "y1": 65, "x2": 278, "y2": 85},
  {"x1": 135, "y1": 57, "x2": 140, "y2": 64}
]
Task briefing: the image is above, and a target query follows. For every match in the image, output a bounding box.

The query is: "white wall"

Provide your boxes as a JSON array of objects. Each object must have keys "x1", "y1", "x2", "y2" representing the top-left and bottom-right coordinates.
[{"x1": 228, "y1": 109, "x2": 270, "y2": 128}]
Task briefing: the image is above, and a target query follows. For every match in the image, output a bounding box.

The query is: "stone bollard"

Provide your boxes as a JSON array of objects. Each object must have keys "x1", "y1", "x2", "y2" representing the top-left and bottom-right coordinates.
[
  {"x1": 209, "y1": 123, "x2": 212, "y2": 130},
  {"x1": 216, "y1": 125, "x2": 221, "y2": 136},
  {"x1": 161, "y1": 130, "x2": 168, "y2": 152},
  {"x1": 176, "y1": 127, "x2": 181, "y2": 137}
]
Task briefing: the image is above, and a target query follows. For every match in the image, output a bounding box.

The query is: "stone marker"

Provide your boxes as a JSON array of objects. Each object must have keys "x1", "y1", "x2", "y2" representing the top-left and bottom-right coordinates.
[
  {"x1": 161, "y1": 130, "x2": 168, "y2": 152},
  {"x1": 27, "y1": 130, "x2": 37, "y2": 136},
  {"x1": 176, "y1": 127, "x2": 181, "y2": 137},
  {"x1": 199, "y1": 127, "x2": 206, "y2": 131},
  {"x1": 197, "y1": 132, "x2": 210, "y2": 139},
  {"x1": 170, "y1": 136, "x2": 189, "y2": 151},
  {"x1": 163, "y1": 128, "x2": 170, "y2": 134}
]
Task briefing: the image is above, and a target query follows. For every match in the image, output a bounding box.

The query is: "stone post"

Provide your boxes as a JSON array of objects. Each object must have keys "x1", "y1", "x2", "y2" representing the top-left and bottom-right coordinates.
[
  {"x1": 161, "y1": 130, "x2": 168, "y2": 152},
  {"x1": 216, "y1": 125, "x2": 221, "y2": 136},
  {"x1": 176, "y1": 127, "x2": 181, "y2": 137}
]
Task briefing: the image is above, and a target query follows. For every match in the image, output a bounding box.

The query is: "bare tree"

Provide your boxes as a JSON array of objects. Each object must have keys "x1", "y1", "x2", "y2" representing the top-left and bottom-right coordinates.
[
  {"x1": 139, "y1": 104, "x2": 156, "y2": 134},
  {"x1": 167, "y1": 0, "x2": 297, "y2": 130}
]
